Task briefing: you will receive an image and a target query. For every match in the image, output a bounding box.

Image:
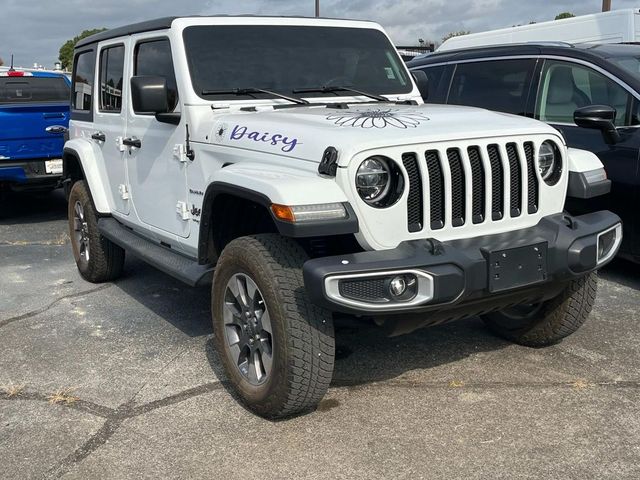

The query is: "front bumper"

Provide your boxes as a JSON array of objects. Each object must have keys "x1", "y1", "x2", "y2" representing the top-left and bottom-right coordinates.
[{"x1": 303, "y1": 211, "x2": 622, "y2": 315}]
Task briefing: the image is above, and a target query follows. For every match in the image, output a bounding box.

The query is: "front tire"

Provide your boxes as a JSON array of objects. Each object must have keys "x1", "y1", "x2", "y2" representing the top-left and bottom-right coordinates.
[
  {"x1": 482, "y1": 272, "x2": 598, "y2": 347},
  {"x1": 212, "y1": 234, "x2": 335, "y2": 418},
  {"x1": 67, "y1": 180, "x2": 124, "y2": 283}
]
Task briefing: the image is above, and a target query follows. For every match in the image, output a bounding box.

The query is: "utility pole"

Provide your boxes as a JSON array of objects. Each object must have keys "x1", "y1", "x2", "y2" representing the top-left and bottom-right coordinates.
[
  {"x1": 315, "y1": 0, "x2": 320, "y2": 17},
  {"x1": 602, "y1": 0, "x2": 611, "y2": 11}
]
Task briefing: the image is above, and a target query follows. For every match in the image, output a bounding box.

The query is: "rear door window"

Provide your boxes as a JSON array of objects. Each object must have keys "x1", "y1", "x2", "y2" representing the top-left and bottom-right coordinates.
[
  {"x1": 99, "y1": 45, "x2": 125, "y2": 112},
  {"x1": 447, "y1": 59, "x2": 537, "y2": 115},
  {"x1": 536, "y1": 60, "x2": 633, "y2": 126},
  {"x1": 0, "y1": 77, "x2": 69, "y2": 104}
]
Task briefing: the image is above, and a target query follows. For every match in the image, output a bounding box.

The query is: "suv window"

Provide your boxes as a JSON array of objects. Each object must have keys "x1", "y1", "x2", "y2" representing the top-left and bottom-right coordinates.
[
  {"x1": 0, "y1": 77, "x2": 69, "y2": 104},
  {"x1": 448, "y1": 59, "x2": 536, "y2": 115},
  {"x1": 99, "y1": 45, "x2": 125, "y2": 112},
  {"x1": 536, "y1": 60, "x2": 632, "y2": 127},
  {"x1": 182, "y1": 26, "x2": 411, "y2": 100},
  {"x1": 415, "y1": 65, "x2": 446, "y2": 101},
  {"x1": 73, "y1": 50, "x2": 96, "y2": 111},
  {"x1": 134, "y1": 39, "x2": 178, "y2": 112}
]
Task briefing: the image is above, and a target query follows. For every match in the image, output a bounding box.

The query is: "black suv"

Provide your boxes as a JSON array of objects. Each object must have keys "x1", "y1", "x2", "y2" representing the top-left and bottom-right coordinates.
[{"x1": 408, "y1": 43, "x2": 640, "y2": 261}]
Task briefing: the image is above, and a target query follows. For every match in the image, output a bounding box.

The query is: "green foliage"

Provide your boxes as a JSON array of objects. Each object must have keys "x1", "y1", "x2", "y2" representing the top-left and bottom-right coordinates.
[
  {"x1": 58, "y1": 28, "x2": 107, "y2": 70},
  {"x1": 555, "y1": 12, "x2": 576, "y2": 20},
  {"x1": 442, "y1": 30, "x2": 471, "y2": 43}
]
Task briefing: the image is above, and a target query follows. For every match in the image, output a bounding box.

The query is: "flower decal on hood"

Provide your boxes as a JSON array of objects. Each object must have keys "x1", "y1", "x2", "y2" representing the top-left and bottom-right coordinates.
[{"x1": 326, "y1": 108, "x2": 429, "y2": 129}]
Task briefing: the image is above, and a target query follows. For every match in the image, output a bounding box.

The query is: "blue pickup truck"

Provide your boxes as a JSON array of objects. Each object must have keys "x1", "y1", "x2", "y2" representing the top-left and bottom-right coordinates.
[{"x1": 0, "y1": 69, "x2": 70, "y2": 192}]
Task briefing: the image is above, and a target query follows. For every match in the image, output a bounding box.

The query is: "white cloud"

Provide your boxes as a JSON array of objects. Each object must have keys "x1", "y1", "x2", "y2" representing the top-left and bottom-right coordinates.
[{"x1": 1, "y1": 0, "x2": 637, "y2": 68}]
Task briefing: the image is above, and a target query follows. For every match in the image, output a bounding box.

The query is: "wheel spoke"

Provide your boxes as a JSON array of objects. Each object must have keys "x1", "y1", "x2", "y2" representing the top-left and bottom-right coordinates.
[
  {"x1": 235, "y1": 275, "x2": 250, "y2": 308},
  {"x1": 258, "y1": 310, "x2": 272, "y2": 336},
  {"x1": 257, "y1": 344, "x2": 272, "y2": 377}
]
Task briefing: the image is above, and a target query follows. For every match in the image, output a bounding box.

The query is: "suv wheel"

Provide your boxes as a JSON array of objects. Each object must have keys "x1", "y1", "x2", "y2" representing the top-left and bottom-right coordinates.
[
  {"x1": 212, "y1": 234, "x2": 335, "y2": 418},
  {"x1": 67, "y1": 180, "x2": 125, "y2": 283},
  {"x1": 482, "y1": 272, "x2": 598, "y2": 347}
]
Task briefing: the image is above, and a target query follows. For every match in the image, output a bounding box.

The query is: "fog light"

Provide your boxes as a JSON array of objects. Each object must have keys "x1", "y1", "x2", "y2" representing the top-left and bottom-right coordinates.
[
  {"x1": 389, "y1": 276, "x2": 407, "y2": 297},
  {"x1": 387, "y1": 274, "x2": 418, "y2": 301},
  {"x1": 597, "y1": 224, "x2": 621, "y2": 265}
]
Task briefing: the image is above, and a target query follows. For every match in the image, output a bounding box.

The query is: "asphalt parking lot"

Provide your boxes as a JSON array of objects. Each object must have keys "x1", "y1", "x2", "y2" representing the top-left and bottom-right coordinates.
[{"x1": 1, "y1": 189, "x2": 639, "y2": 480}]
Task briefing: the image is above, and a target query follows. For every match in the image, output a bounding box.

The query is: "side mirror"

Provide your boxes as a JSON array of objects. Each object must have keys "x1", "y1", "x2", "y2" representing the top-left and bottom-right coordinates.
[
  {"x1": 411, "y1": 70, "x2": 429, "y2": 100},
  {"x1": 131, "y1": 75, "x2": 169, "y2": 114},
  {"x1": 574, "y1": 105, "x2": 621, "y2": 144}
]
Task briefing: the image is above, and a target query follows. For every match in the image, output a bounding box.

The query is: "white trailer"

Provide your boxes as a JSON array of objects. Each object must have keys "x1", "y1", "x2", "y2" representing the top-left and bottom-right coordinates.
[{"x1": 438, "y1": 8, "x2": 640, "y2": 52}]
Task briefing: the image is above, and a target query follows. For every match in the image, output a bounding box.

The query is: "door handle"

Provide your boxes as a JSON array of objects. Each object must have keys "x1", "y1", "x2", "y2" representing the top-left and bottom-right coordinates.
[
  {"x1": 122, "y1": 137, "x2": 141, "y2": 148},
  {"x1": 45, "y1": 125, "x2": 67, "y2": 134},
  {"x1": 91, "y1": 132, "x2": 106, "y2": 142}
]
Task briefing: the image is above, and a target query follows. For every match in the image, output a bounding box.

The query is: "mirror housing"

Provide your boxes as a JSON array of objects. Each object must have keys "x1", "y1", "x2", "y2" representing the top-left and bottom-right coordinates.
[
  {"x1": 411, "y1": 70, "x2": 429, "y2": 100},
  {"x1": 131, "y1": 76, "x2": 169, "y2": 114},
  {"x1": 574, "y1": 105, "x2": 621, "y2": 144}
]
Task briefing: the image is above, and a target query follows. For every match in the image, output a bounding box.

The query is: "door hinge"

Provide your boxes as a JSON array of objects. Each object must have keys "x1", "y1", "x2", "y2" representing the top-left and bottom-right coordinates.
[
  {"x1": 172, "y1": 144, "x2": 189, "y2": 163},
  {"x1": 118, "y1": 184, "x2": 129, "y2": 200},
  {"x1": 176, "y1": 201, "x2": 190, "y2": 220},
  {"x1": 116, "y1": 136, "x2": 126, "y2": 152}
]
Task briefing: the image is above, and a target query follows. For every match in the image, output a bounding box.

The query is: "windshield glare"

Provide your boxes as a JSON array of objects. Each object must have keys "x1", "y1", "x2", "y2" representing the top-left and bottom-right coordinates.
[{"x1": 183, "y1": 25, "x2": 412, "y2": 100}]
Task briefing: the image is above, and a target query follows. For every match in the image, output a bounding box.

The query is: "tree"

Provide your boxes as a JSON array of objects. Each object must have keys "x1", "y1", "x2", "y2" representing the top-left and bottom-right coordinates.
[
  {"x1": 58, "y1": 28, "x2": 107, "y2": 70},
  {"x1": 555, "y1": 12, "x2": 575, "y2": 20},
  {"x1": 442, "y1": 30, "x2": 471, "y2": 43}
]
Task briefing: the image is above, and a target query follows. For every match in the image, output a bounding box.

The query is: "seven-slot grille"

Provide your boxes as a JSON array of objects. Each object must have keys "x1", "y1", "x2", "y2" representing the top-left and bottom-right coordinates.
[{"x1": 403, "y1": 141, "x2": 539, "y2": 232}]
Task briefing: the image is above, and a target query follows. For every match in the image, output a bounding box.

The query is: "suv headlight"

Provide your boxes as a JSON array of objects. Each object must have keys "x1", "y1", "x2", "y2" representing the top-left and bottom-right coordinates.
[
  {"x1": 356, "y1": 156, "x2": 404, "y2": 207},
  {"x1": 538, "y1": 141, "x2": 562, "y2": 185}
]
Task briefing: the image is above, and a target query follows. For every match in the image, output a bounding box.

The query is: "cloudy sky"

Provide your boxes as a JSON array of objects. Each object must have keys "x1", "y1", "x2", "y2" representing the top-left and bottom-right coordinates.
[{"x1": 1, "y1": 0, "x2": 638, "y2": 68}]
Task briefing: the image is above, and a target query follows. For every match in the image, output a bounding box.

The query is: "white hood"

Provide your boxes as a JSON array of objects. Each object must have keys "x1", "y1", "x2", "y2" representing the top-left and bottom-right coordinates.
[{"x1": 206, "y1": 103, "x2": 562, "y2": 165}]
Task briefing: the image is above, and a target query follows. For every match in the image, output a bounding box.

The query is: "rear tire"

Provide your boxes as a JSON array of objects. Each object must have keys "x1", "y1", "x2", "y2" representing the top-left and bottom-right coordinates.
[
  {"x1": 67, "y1": 180, "x2": 124, "y2": 283},
  {"x1": 482, "y1": 272, "x2": 598, "y2": 347},
  {"x1": 212, "y1": 234, "x2": 335, "y2": 418}
]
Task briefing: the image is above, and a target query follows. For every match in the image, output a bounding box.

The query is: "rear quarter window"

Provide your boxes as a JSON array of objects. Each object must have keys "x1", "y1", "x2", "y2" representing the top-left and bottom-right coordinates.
[{"x1": 0, "y1": 77, "x2": 69, "y2": 104}]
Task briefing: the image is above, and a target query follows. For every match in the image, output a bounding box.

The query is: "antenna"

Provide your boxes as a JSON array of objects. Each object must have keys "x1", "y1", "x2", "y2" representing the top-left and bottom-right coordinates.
[{"x1": 9, "y1": 54, "x2": 15, "y2": 71}]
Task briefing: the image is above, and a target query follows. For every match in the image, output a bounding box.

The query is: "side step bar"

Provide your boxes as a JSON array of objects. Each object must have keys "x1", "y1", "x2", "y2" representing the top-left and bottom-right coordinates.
[{"x1": 98, "y1": 217, "x2": 214, "y2": 286}]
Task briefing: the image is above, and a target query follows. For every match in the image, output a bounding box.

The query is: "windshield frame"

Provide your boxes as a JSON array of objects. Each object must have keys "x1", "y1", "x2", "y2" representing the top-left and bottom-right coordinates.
[{"x1": 181, "y1": 23, "x2": 415, "y2": 103}]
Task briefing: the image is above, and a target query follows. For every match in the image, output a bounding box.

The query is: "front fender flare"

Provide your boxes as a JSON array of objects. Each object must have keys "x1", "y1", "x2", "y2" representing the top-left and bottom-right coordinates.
[{"x1": 63, "y1": 139, "x2": 114, "y2": 213}]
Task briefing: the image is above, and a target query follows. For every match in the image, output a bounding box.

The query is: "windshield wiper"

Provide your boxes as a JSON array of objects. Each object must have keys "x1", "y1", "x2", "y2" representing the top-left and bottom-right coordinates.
[
  {"x1": 201, "y1": 87, "x2": 309, "y2": 105},
  {"x1": 292, "y1": 85, "x2": 388, "y2": 102}
]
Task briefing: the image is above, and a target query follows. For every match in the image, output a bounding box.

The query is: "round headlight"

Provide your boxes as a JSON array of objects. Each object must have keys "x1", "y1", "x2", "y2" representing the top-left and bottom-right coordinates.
[
  {"x1": 537, "y1": 141, "x2": 562, "y2": 185},
  {"x1": 356, "y1": 156, "x2": 391, "y2": 204}
]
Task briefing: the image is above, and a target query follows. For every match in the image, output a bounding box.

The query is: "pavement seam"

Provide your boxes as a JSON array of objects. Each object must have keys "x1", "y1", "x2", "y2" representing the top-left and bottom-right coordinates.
[
  {"x1": 0, "y1": 284, "x2": 112, "y2": 328},
  {"x1": 331, "y1": 378, "x2": 640, "y2": 389}
]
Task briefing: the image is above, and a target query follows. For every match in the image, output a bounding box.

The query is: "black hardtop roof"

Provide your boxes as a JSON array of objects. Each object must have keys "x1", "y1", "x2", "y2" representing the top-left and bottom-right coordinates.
[
  {"x1": 407, "y1": 42, "x2": 640, "y2": 67},
  {"x1": 75, "y1": 15, "x2": 374, "y2": 49}
]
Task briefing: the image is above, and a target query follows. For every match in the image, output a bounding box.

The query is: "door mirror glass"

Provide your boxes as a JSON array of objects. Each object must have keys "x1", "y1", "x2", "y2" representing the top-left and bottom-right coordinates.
[
  {"x1": 411, "y1": 70, "x2": 429, "y2": 100},
  {"x1": 574, "y1": 105, "x2": 621, "y2": 144},
  {"x1": 130, "y1": 75, "x2": 169, "y2": 114}
]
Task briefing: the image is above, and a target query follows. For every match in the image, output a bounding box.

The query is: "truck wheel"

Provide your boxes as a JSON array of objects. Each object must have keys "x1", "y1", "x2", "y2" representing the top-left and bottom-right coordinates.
[
  {"x1": 67, "y1": 180, "x2": 124, "y2": 283},
  {"x1": 482, "y1": 272, "x2": 598, "y2": 347},
  {"x1": 212, "y1": 234, "x2": 335, "y2": 418}
]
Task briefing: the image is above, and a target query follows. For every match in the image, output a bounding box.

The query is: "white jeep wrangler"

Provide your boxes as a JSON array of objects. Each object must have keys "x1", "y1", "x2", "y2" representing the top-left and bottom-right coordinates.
[{"x1": 64, "y1": 16, "x2": 622, "y2": 418}]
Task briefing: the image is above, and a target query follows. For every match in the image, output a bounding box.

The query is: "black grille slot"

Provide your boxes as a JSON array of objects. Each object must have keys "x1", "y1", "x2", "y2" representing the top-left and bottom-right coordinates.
[
  {"x1": 524, "y1": 142, "x2": 538, "y2": 214},
  {"x1": 506, "y1": 143, "x2": 522, "y2": 217},
  {"x1": 467, "y1": 146, "x2": 485, "y2": 224},
  {"x1": 339, "y1": 278, "x2": 388, "y2": 303},
  {"x1": 425, "y1": 150, "x2": 445, "y2": 229},
  {"x1": 487, "y1": 145, "x2": 504, "y2": 221},
  {"x1": 402, "y1": 153, "x2": 423, "y2": 232},
  {"x1": 447, "y1": 148, "x2": 465, "y2": 227}
]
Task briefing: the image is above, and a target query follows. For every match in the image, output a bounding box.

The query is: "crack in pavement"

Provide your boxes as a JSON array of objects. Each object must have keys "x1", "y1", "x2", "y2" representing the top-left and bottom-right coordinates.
[
  {"x1": 0, "y1": 284, "x2": 112, "y2": 328},
  {"x1": 3, "y1": 375, "x2": 637, "y2": 479},
  {"x1": 1, "y1": 381, "x2": 225, "y2": 479}
]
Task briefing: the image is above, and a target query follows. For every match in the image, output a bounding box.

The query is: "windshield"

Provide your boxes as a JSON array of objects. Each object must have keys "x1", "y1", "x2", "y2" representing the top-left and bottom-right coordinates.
[
  {"x1": 609, "y1": 55, "x2": 640, "y2": 77},
  {"x1": 0, "y1": 77, "x2": 69, "y2": 104},
  {"x1": 183, "y1": 25, "x2": 412, "y2": 101}
]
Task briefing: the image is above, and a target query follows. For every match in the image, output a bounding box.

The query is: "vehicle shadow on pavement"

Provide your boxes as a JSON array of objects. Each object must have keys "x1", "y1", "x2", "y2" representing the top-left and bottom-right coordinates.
[
  {"x1": 599, "y1": 258, "x2": 640, "y2": 291},
  {"x1": 113, "y1": 256, "x2": 213, "y2": 337},
  {"x1": 0, "y1": 189, "x2": 68, "y2": 224}
]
